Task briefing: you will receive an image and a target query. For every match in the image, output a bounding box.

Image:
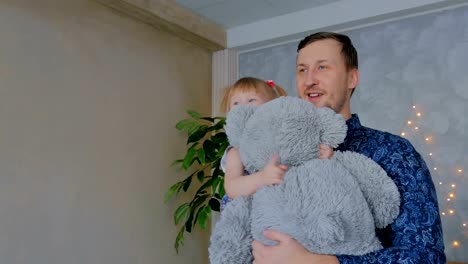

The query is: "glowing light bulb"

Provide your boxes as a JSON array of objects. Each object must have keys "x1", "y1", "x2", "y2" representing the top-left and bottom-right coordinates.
[
  {"x1": 417, "y1": 112, "x2": 422, "y2": 117},
  {"x1": 453, "y1": 241, "x2": 460, "y2": 247},
  {"x1": 449, "y1": 210, "x2": 455, "y2": 214},
  {"x1": 425, "y1": 137, "x2": 430, "y2": 141},
  {"x1": 401, "y1": 132, "x2": 406, "y2": 136},
  {"x1": 439, "y1": 182, "x2": 442, "y2": 185},
  {"x1": 447, "y1": 198, "x2": 451, "y2": 201},
  {"x1": 407, "y1": 120, "x2": 412, "y2": 125},
  {"x1": 451, "y1": 184, "x2": 456, "y2": 188},
  {"x1": 415, "y1": 126, "x2": 419, "y2": 130},
  {"x1": 449, "y1": 193, "x2": 455, "y2": 198},
  {"x1": 442, "y1": 212, "x2": 446, "y2": 215},
  {"x1": 458, "y1": 169, "x2": 463, "y2": 173},
  {"x1": 412, "y1": 105, "x2": 416, "y2": 109},
  {"x1": 463, "y1": 223, "x2": 466, "y2": 227},
  {"x1": 429, "y1": 153, "x2": 433, "y2": 156},
  {"x1": 434, "y1": 167, "x2": 437, "y2": 171}
]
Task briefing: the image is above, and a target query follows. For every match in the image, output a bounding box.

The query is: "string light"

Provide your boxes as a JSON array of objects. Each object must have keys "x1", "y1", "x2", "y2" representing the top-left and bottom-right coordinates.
[{"x1": 402, "y1": 104, "x2": 465, "y2": 251}]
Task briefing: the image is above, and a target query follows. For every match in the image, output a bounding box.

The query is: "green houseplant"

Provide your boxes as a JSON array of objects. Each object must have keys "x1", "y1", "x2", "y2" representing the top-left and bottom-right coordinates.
[{"x1": 165, "y1": 110, "x2": 229, "y2": 252}]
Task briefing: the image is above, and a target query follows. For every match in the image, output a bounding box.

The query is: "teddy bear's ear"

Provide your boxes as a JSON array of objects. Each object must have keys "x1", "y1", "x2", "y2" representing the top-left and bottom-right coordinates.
[
  {"x1": 333, "y1": 151, "x2": 400, "y2": 228},
  {"x1": 316, "y1": 107, "x2": 347, "y2": 148},
  {"x1": 225, "y1": 105, "x2": 256, "y2": 148}
]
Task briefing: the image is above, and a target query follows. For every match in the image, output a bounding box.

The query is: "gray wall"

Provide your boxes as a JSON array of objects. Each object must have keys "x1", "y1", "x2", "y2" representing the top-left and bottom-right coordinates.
[
  {"x1": 0, "y1": 0, "x2": 211, "y2": 263},
  {"x1": 239, "y1": 5, "x2": 468, "y2": 262}
]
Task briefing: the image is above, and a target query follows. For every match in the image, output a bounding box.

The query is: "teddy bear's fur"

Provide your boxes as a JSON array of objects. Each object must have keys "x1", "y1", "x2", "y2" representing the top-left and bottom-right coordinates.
[{"x1": 209, "y1": 97, "x2": 400, "y2": 264}]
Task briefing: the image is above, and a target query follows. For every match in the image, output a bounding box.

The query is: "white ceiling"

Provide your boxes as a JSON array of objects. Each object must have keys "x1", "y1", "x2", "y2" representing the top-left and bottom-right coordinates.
[{"x1": 174, "y1": 0, "x2": 341, "y2": 28}]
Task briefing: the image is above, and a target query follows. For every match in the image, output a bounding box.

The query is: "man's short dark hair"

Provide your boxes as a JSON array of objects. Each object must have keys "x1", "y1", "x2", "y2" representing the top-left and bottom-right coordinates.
[{"x1": 297, "y1": 32, "x2": 358, "y2": 71}]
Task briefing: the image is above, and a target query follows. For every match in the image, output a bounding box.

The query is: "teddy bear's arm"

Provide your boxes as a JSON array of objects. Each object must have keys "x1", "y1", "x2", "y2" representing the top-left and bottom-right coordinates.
[
  {"x1": 332, "y1": 151, "x2": 400, "y2": 228},
  {"x1": 209, "y1": 196, "x2": 254, "y2": 264}
]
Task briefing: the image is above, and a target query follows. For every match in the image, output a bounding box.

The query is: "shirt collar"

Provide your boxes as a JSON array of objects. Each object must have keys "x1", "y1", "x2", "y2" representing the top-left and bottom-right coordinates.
[{"x1": 346, "y1": 114, "x2": 362, "y2": 131}]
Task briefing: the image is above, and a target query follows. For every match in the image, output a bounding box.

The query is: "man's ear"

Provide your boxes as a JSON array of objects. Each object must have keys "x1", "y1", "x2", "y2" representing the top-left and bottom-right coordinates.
[
  {"x1": 225, "y1": 105, "x2": 256, "y2": 148},
  {"x1": 348, "y1": 68, "x2": 359, "y2": 93}
]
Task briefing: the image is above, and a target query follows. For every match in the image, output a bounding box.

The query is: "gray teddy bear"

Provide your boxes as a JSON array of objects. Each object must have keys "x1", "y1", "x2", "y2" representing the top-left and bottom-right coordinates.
[{"x1": 209, "y1": 96, "x2": 400, "y2": 264}]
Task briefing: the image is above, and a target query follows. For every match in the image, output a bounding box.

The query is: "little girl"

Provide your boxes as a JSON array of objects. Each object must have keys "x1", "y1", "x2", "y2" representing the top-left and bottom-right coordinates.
[
  {"x1": 220, "y1": 77, "x2": 288, "y2": 209},
  {"x1": 220, "y1": 77, "x2": 332, "y2": 210}
]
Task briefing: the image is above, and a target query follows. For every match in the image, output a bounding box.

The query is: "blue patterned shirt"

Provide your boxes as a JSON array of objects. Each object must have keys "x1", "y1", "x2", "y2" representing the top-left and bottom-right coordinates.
[{"x1": 335, "y1": 114, "x2": 446, "y2": 263}]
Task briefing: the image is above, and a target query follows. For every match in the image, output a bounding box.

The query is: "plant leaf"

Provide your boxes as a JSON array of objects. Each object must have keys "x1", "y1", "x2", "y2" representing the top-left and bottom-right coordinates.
[
  {"x1": 187, "y1": 126, "x2": 211, "y2": 144},
  {"x1": 211, "y1": 176, "x2": 221, "y2": 194},
  {"x1": 174, "y1": 203, "x2": 190, "y2": 225},
  {"x1": 187, "y1": 110, "x2": 201, "y2": 119},
  {"x1": 195, "y1": 177, "x2": 214, "y2": 195},
  {"x1": 212, "y1": 132, "x2": 227, "y2": 144},
  {"x1": 175, "y1": 227, "x2": 185, "y2": 254},
  {"x1": 197, "y1": 206, "x2": 211, "y2": 229},
  {"x1": 185, "y1": 210, "x2": 194, "y2": 233},
  {"x1": 182, "y1": 147, "x2": 196, "y2": 170},
  {"x1": 197, "y1": 149, "x2": 206, "y2": 164},
  {"x1": 196, "y1": 171, "x2": 205, "y2": 183},
  {"x1": 203, "y1": 140, "x2": 217, "y2": 161},
  {"x1": 213, "y1": 120, "x2": 226, "y2": 130},
  {"x1": 201, "y1": 117, "x2": 215, "y2": 122},
  {"x1": 182, "y1": 175, "x2": 193, "y2": 192},
  {"x1": 171, "y1": 159, "x2": 183, "y2": 167},
  {"x1": 208, "y1": 197, "x2": 220, "y2": 212},
  {"x1": 175, "y1": 118, "x2": 199, "y2": 133},
  {"x1": 188, "y1": 194, "x2": 210, "y2": 232},
  {"x1": 164, "y1": 182, "x2": 183, "y2": 203}
]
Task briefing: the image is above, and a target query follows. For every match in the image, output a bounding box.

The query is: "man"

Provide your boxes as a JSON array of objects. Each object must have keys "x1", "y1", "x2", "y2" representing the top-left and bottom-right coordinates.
[{"x1": 252, "y1": 32, "x2": 446, "y2": 263}]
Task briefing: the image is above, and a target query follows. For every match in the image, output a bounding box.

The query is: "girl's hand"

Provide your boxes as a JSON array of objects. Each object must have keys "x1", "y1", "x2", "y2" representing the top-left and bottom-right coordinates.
[
  {"x1": 260, "y1": 154, "x2": 288, "y2": 185},
  {"x1": 319, "y1": 144, "x2": 333, "y2": 159}
]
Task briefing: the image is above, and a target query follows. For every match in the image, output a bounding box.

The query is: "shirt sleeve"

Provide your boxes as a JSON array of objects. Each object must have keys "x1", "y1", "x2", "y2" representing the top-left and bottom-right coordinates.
[{"x1": 336, "y1": 138, "x2": 446, "y2": 263}]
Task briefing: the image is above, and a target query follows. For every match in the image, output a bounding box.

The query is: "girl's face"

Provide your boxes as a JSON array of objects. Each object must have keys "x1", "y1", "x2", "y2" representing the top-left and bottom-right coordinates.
[{"x1": 229, "y1": 91, "x2": 268, "y2": 111}]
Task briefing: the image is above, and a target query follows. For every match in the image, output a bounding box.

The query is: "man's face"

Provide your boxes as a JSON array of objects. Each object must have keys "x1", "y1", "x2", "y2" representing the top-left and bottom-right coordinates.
[{"x1": 296, "y1": 39, "x2": 358, "y2": 119}]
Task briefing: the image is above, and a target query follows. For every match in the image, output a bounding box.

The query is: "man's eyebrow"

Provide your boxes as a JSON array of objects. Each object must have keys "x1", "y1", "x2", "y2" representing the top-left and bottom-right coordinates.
[
  {"x1": 317, "y1": 59, "x2": 330, "y2": 64},
  {"x1": 296, "y1": 59, "x2": 332, "y2": 66}
]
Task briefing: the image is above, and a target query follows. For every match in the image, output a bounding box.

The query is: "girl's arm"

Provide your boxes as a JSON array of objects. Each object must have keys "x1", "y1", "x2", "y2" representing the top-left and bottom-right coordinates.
[{"x1": 224, "y1": 148, "x2": 287, "y2": 198}]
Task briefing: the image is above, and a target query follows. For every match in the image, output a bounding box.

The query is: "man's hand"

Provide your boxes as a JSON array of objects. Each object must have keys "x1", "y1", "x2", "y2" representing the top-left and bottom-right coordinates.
[{"x1": 252, "y1": 230, "x2": 339, "y2": 264}]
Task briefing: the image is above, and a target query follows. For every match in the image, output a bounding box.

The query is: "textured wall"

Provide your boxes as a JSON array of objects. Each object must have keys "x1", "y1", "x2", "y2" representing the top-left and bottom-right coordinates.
[
  {"x1": 0, "y1": 0, "x2": 211, "y2": 263},
  {"x1": 239, "y1": 5, "x2": 468, "y2": 262}
]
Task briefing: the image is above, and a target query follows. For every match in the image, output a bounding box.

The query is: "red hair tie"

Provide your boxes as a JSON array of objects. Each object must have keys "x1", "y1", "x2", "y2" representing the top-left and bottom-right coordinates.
[{"x1": 266, "y1": 80, "x2": 275, "y2": 88}]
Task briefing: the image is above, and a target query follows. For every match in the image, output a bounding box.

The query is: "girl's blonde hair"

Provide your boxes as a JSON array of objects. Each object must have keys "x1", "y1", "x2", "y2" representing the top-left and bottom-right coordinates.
[{"x1": 220, "y1": 77, "x2": 287, "y2": 113}]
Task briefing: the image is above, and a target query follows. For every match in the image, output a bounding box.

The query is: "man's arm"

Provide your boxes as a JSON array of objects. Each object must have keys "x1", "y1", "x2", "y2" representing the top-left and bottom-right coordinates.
[
  {"x1": 336, "y1": 140, "x2": 445, "y2": 263},
  {"x1": 252, "y1": 139, "x2": 446, "y2": 264}
]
